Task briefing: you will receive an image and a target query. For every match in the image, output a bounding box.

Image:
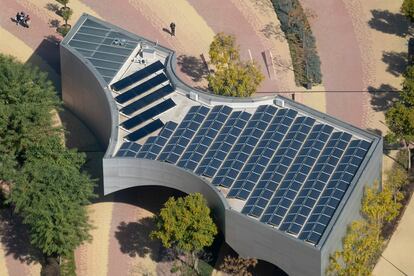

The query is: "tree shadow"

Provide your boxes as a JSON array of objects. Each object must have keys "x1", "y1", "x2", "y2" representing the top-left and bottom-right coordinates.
[
  {"x1": 162, "y1": 27, "x2": 172, "y2": 36},
  {"x1": 49, "y1": 19, "x2": 60, "y2": 28},
  {"x1": 368, "y1": 10, "x2": 409, "y2": 37},
  {"x1": 115, "y1": 217, "x2": 162, "y2": 261},
  {"x1": 177, "y1": 55, "x2": 209, "y2": 82},
  {"x1": 382, "y1": 51, "x2": 407, "y2": 76},
  {"x1": 0, "y1": 209, "x2": 43, "y2": 265},
  {"x1": 45, "y1": 3, "x2": 60, "y2": 13},
  {"x1": 367, "y1": 84, "x2": 399, "y2": 112},
  {"x1": 26, "y1": 37, "x2": 62, "y2": 92},
  {"x1": 260, "y1": 22, "x2": 285, "y2": 41}
]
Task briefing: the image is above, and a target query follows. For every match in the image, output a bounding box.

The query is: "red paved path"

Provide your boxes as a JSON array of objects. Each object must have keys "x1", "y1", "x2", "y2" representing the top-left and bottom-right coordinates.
[
  {"x1": 187, "y1": 0, "x2": 283, "y2": 92},
  {"x1": 300, "y1": 0, "x2": 367, "y2": 127}
]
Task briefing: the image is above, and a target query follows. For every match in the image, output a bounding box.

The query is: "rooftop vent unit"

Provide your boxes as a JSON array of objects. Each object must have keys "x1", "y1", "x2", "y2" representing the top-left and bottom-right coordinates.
[
  {"x1": 112, "y1": 38, "x2": 127, "y2": 47},
  {"x1": 274, "y1": 98, "x2": 285, "y2": 108},
  {"x1": 189, "y1": 91, "x2": 199, "y2": 101}
]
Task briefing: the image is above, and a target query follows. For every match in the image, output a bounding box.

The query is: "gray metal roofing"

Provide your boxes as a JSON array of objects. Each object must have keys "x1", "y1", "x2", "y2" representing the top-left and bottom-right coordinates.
[{"x1": 67, "y1": 18, "x2": 139, "y2": 83}]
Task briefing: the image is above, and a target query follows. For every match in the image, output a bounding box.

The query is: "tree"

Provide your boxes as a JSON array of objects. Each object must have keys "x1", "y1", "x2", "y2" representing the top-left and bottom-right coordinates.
[
  {"x1": 386, "y1": 166, "x2": 408, "y2": 202},
  {"x1": 220, "y1": 256, "x2": 258, "y2": 276},
  {"x1": 327, "y1": 220, "x2": 383, "y2": 276},
  {"x1": 61, "y1": 8, "x2": 73, "y2": 27},
  {"x1": 207, "y1": 61, "x2": 264, "y2": 97},
  {"x1": 0, "y1": 54, "x2": 59, "y2": 167},
  {"x1": 400, "y1": 65, "x2": 414, "y2": 108},
  {"x1": 402, "y1": 0, "x2": 414, "y2": 22},
  {"x1": 208, "y1": 33, "x2": 264, "y2": 97},
  {"x1": 9, "y1": 136, "x2": 95, "y2": 262},
  {"x1": 385, "y1": 102, "x2": 414, "y2": 170},
  {"x1": 361, "y1": 184, "x2": 401, "y2": 232},
  {"x1": 209, "y1": 33, "x2": 239, "y2": 68},
  {"x1": 56, "y1": 0, "x2": 69, "y2": 9},
  {"x1": 151, "y1": 193, "x2": 218, "y2": 272}
]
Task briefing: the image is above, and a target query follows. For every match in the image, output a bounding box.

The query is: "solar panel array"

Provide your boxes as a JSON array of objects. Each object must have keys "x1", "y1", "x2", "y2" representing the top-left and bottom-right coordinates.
[
  {"x1": 108, "y1": 56, "x2": 176, "y2": 142},
  {"x1": 68, "y1": 19, "x2": 139, "y2": 83},
  {"x1": 115, "y1": 104, "x2": 372, "y2": 245}
]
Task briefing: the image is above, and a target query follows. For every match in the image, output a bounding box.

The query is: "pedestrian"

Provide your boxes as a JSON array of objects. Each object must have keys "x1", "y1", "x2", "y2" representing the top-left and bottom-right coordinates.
[
  {"x1": 15, "y1": 12, "x2": 21, "y2": 25},
  {"x1": 170, "y1": 22, "x2": 176, "y2": 36}
]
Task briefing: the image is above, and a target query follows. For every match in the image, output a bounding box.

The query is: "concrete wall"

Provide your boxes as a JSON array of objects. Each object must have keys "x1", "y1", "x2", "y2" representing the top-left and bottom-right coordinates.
[
  {"x1": 60, "y1": 45, "x2": 115, "y2": 148},
  {"x1": 102, "y1": 157, "x2": 228, "y2": 231},
  {"x1": 319, "y1": 137, "x2": 383, "y2": 274},
  {"x1": 103, "y1": 157, "x2": 323, "y2": 276},
  {"x1": 226, "y1": 210, "x2": 320, "y2": 276}
]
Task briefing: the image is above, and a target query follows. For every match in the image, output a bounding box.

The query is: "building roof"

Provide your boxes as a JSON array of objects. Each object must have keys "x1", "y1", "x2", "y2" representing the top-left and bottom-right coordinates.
[{"x1": 63, "y1": 14, "x2": 381, "y2": 247}]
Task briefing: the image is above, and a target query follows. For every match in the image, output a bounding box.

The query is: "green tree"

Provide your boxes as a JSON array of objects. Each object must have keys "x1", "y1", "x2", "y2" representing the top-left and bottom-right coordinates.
[
  {"x1": 151, "y1": 193, "x2": 218, "y2": 272},
  {"x1": 209, "y1": 33, "x2": 240, "y2": 68},
  {"x1": 327, "y1": 220, "x2": 383, "y2": 276},
  {"x1": 362, "y1": 184, "x2": 401, "y2": 231},
  {"x1": 61, "y1": 8, "x2": 73, "y2": 27},
  {"x1": 56, "y1": 0, "x2": 69, "y2": 9},
  {"x1": 208, "y1": 61, "x2": 264, "y2": 97},
  {"x1": 0, "y1": 54, "x2": 59, "y2": 167},
  {"x1": 400, "y1": 65, "x2": 414, "y2": 108},
  {"x1": 402, "y1": 0, "x2": 414, "y2": 22},
  {"x1": 208, "y1": 33, "x2": 264, "y2": 97},
  {"x1": 9, "y1": 136, "x2": 95, "y2": 263},
  {"x1": 385, "y1": 102, "x2": 414, "y2": 170},
  {"x1": 386, "y1": 166, "x2": 408, "y2": 202}
]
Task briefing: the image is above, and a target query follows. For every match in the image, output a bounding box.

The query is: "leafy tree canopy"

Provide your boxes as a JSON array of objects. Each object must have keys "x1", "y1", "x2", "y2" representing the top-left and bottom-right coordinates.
[
  {"x1": 401, "y1": 65, "x2": 414, "y2": 107},
  {"x1": 208, "y1": 33, "x2": 264, "y2": 97},
  {"x1": 208, "y1": 61, "x2": 264, "y2": 97},
  {"x1": 327, "y1": 220, "x2": 383, "y2": 276},
  {"x1": 0, "y1": 54, "x2": 59, "y2": 166},
  {"x1": 402, "y1": 0, "x2": 414, "y2": 22},
  {"x1": 151, "y1": 193, "x2": 217, "y2": 253},
  {"x1": 9, "y1": 136, "x2": 95, "y2": 257},
  {"x1": 385, "y1": 102, "x2": 414, "y2": 144},
  {"x1": 209, "y1": 33, "x2": 239, "y2": 67}
]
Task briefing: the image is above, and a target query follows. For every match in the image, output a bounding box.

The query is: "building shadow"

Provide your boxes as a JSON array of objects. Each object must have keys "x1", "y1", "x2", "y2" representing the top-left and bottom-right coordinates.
[
  {"x1": 177, "y1": 55, "x2": 209, "y2": 82},
  {"x1": 25, "y1": 36, "x2": 62, "y2": 93},
  {"x1": 367, "y1": 84, "x2": 399, "y2": 112},
  {"x1": 0, "y1": 209, "x2": 43, "y2": 265},
  {"x1": 115, "y1": 217, "x2": 162, "y2": 261},
  {"x1": 368, "y1": 10, "x2": 409, "y2": 37},
  {"x1": 382, "y1": 51, "x2": 407, "y2": 76},
  {"x1": 102, "y1": 186, "x2": 185, "y2": 213}
]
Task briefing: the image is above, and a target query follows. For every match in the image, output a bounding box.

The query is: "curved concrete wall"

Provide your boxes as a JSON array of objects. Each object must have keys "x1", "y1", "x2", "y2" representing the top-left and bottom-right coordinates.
[
  {"x1": 103, "y1": 157, "x2": 228, "y2": 231},
  {"x1": 102, "y1": 157, "x2": 318, "y2": 275},
  {"x1": 60, "y1": 45, "x2": 115, "y2": 148}
]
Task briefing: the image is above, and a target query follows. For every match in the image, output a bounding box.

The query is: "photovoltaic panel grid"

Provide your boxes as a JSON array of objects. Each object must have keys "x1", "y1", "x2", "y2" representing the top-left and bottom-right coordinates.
[
  {"x1": 115, "y1": 104, "x2": 372, "y2": 246},
  {"x1": 68, "y1": 18, "x2": 139, "y2": 83}
]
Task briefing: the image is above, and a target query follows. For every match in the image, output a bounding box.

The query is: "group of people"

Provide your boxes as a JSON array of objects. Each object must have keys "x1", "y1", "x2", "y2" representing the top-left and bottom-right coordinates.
[{"x1": 15, "y1": 11, "x2": 30, "y2": 28}]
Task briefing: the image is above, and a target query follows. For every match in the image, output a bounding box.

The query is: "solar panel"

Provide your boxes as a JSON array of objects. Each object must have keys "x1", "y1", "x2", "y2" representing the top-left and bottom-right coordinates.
[
  {"x1": 177, "y1": 106, "x2": 232, "y2": 171},
  {"x1": 227, "y1": 108, "x2": 297, "y2": 199},
  {"x1": 240, "y1": 116, "x2": 315, "y2": 218},
  {"x1": 158, "y1": 106, "x2": 210, "y2": 164},
  {"x1": 116, "y1": 142, "x2": 142, "y2": 157},
  {"x1": 136, "y1": 122, "x2": 178, "y2": 159},
  {"x1": 212, "y1": 105, "x2": 278, "y2": 188},
  {"x1": 279, "y1": 132, "x2": 352, "y2": 236},
  {"x1": 120, "y1": 85, "x2": 175, "y2": 116},
  {"x1": 195, "y1": 111, "x2": 251, "y2": 177},
  {"x1": 125, "y1": 119, "x2": 164, "y2": 142},
  {"x1": 121, "y1": 99, "x2": 176, "y2": 130},
  {"x1": 298, "y1": 139, "x2": 370, "y2": 244},
  {"x1": 111, "y1": 61, "x2": 164, "y2": 91},
  {"x1": 259, "y1": 124, "x2": 333, "y2": 227},
  {"x1": 115, "y1": 73, "x2": 168, "y2": 104},
  {"x1": 68, "y1": 19, "x2": 139, "y2": 83}
]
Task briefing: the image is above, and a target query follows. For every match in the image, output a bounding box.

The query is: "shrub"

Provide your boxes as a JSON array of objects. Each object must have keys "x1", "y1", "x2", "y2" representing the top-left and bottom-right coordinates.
[{"x1": 270, "y1": 0, "x2": 322, "y2": 86}]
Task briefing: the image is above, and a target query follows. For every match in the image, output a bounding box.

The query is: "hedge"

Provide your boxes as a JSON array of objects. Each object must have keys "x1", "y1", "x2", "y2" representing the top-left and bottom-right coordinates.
[{"x1": 270, "y1": 0, "x2": 322, "y2": 87}]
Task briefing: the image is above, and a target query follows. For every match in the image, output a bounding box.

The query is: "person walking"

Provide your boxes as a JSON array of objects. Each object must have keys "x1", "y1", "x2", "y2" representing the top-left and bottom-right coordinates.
[
  {"x1": 170, "y1": 22, "x2": 176, "y2": 36},
  {"x1": 15, "y1": 12, "x2": 21, "y2": 25}
]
